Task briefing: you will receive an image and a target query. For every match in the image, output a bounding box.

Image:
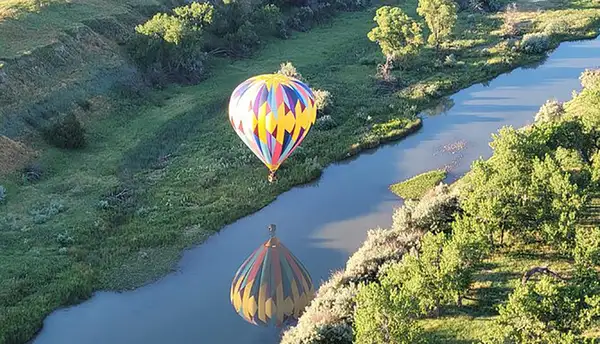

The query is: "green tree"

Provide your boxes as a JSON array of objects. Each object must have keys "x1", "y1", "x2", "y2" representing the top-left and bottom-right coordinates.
[
  {"x1": 484, "y1": 270, "x2": 600, "y2": 344},
  {"x1": 367, "y1": 6, "x2": 423, "y2": 80},
  {"x1": 416, "y1": 0, "x2": 457, "y2": 51},
  {"x1": 132, "y1": 3, "x2": 215, "y2": 83},
  {"x1": 388, "y1": 224, "x2": 486, "y2": 317},
  {"x1": 574, "y1": 226, "x2": 600, "y2": 268},
  {"x1": 354, "y1": 279, "x2": 424, "y2": 344}
]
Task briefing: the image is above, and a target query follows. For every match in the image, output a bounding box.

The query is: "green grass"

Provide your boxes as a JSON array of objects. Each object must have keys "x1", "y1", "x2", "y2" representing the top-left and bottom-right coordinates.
[
  {"x1": 390, "y1": 169, "x2": 447, "y2": 199},
  {"x1": 2, "y1": 0, "x2": 600, "y2": 342}
]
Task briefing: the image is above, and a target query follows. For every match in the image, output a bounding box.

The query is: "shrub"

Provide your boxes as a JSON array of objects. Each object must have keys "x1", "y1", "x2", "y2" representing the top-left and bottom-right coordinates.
[
  {"x1": 501, "y1": 3, "x2": 521, "y2": 38},
  {"x1": 579, "y1": 68, "x2": 600, "y2": 89},
  {"x1": 277, "y1": 61, "x2": 303, "y2": 80},
  {"x1": 286, "y1": 6, "x2": 315, "y2": 31},
  {"x1": 345, "y1": 228, "x2": 421, "y2": 283},
  {"x1": 334, "y1": 0, "x2": 370, "y2": 11},
  {"x1": 519, "y1": 32, "x2": 551, "y2": 54},
  {"x1": 251, "y1": 4, "x2": 287, "y2": 38},
  {"x1": 21, "y1": 163, "x2": 44, "y2": 183},
  {"x1": 534, "y1": 99, "x2": 564, "y2": 123},
  {"x1": 392, "y1": 183, "x2": 461, "y2": 234},
  {"x1": 544, "y1": 19, "x2": 569, "y2": 35},
  {"x1": 43, "y1": 114, "x2": 86, "y2": 149},
  {"x1": 444, "y1": 53, "x2": 457, "y2": 67},
  {"x1": 280, "y1": 274, "x2": 356, "y2": 344},
  {"x1": 315, "y1": 115, "x2": 338, "y2": 130},
  {"x1": 0, "y1": 185, "x2": 5, "y2": 204},
  {"x1": 313, "y1": 89, "x2": 333, "y2": 115},
  {"x1": 29, "y1": 200, "x2": 66, "y2": 224},
  {"x1": 223, "y1": 21, "x2": 260, "y2": 57}
]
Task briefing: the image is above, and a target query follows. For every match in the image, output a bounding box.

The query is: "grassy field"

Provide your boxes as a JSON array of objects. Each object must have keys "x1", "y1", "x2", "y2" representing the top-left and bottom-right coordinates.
[
  {"x1": 2, "y1": 0, "x2": 600, "y2": 342},
  {"x1": 390, "y1": 169, "x2": 447, "y2": 199}
]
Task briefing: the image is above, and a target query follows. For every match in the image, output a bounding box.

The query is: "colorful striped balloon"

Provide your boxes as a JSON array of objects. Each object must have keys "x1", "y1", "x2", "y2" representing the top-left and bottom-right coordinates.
[
  {"x1": 228, "y1": 74, "x2": 317, "y2": 182},
  {"x1": 230, "y1": 225, "x2": 315, "y2": 327}
]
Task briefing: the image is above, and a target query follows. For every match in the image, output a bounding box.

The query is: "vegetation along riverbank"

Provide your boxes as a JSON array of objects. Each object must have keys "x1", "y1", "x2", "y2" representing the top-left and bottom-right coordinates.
[
  {"x1": 1, "y1": 0, "x2": 599, "y2": 342},
  {"x1": 281, "y1": 68, "x2": 600, "y2": 343}
]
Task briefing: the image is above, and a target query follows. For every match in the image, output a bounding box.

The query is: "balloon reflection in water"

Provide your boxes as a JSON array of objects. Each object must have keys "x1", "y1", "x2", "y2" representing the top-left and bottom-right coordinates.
[{"x1": 230, "y1": 224, "x2": 315, "y2": 327}]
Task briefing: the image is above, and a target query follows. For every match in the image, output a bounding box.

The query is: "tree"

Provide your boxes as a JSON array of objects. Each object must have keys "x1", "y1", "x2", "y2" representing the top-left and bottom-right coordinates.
[
  {"x1": 416, "y1": 0, "x2": 457, "y2": 51},
  {"x1": 133, "y1": 3, "x2": 215, "y2": 83},
  {"x1": 386, "y1": 225, "x2": 486, "y2": 317},
  {"x1": 483, "y1": 270, "x2": 600, "y2": 344},
  {"x1": 367, "y1": 6, "x2": 423, "y2": 81},
  {"x1": 354, "y1": 279, "x2": 425, "y2": 344}
]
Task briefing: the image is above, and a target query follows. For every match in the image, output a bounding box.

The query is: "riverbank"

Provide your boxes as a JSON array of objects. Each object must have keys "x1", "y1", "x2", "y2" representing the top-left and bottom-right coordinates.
[
  {"x1": 281, "y1": 66, "x2": 600, "y2": 343},
  {"x1": 2, "y1": 0, "x2": 600, "y2": 343}
]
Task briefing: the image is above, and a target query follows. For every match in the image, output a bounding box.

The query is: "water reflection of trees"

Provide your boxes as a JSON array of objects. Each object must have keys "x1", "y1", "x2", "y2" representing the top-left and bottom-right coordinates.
[
  {"x1": 521, "y1": 54, "x2": 549, "y2": 70},
  {"x1": 423, "y1": 97, "x2": 455, "y2": 116}
]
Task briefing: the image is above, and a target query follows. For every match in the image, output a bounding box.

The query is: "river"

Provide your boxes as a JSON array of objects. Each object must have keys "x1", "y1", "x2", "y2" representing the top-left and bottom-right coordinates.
[{"x1": 32, "y1": 36, "x2": 600, "y2": 344}]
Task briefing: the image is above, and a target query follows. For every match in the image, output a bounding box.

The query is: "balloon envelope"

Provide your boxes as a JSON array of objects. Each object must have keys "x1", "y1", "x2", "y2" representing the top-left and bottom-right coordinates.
[
  {"x1": 230, "y1": 234, "x2": 315, "y2": 327},
  {"x1": 228, "y1": 74, "x2": 317, "y2": 174}
]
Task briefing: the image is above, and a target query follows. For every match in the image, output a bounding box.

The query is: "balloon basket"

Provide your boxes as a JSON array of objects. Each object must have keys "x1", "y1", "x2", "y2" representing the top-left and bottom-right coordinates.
[{"x1": 268, "y1": 172, "x2": 277, "y2": 184}]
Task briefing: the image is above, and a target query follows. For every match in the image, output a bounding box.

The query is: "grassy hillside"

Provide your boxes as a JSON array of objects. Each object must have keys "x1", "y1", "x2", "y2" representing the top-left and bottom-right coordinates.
[
  {"x1": 0, "y1": 0, "x2": 176, "y2": 138},
  {"x1": 0, "y1": 0, "x2": 173, "y2": 59},
  {"x1": 1, "y1": 0, "x2": 600, "y2": 343}
]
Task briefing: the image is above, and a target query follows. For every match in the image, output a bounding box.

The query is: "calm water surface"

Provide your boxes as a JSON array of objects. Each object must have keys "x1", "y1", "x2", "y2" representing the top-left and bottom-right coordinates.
[{"x1": 33, "y1": 37, "x2": 600, "y2": 344}]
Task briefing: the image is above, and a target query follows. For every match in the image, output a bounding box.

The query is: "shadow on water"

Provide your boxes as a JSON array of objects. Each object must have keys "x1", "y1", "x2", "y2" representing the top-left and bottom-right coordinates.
[{"x1": 33, "y1": 37, "x2": 600, "y2": 344}]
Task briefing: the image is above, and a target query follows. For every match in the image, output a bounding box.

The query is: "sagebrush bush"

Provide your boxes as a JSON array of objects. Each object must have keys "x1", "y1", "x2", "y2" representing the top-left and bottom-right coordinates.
[
  {"x1": 534, "y1": 99, "x2": 564, "y2": 123},
  {"x1": 313, "y1": 89, "x2": 333, "y2": 115},
  {"x1": 544, "y1": 19, "x2": 569, "y2": 35},
  {"x1": 0, "y1": 185, "x2": 6, "y2": 204},
  {"x1": 29, "y1": 200, "x2": 66, "y2": 224},
  {"x1": 43, "y1": 114, "x2": 86, "y2": 149},
  {"x1": 344, "y1": 228, "x2": 421, "y2": 283},
  {"x1": 392, "y1": 183, "x2": 460, "y2": 234},
  {"x1": 21, "y1": 162, "x2": 44, "y2": 184},
  {"x1": 444, "y1": 54, "x2": 457, "y2": 67},
  {"x1": 519, "y1": 32, "x2": 551, "y2": 54},
  {"x1": 280, "y1": 272, "x2": 356, "y2": 344},
  {"x1": 277, "y1": 61, "x2": 303, "y2": 80},
  {"x1": 579, "y1": 68, "x2": 600, "y2": 89},
  {"x1": 500, "y1": 3, "x2": 521, "y2": 37}
]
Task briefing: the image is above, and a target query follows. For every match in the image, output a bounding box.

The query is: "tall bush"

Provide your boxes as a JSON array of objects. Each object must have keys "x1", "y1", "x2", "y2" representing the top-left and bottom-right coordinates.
[{"x1": 43, "y1": 114, "x2": 86, "y2": 149}]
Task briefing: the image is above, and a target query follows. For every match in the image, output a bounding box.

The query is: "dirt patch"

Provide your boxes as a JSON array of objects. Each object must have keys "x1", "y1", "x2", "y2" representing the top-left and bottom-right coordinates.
[{"x1": 0, "y1": 135, "x2": 35, "y2": 175}]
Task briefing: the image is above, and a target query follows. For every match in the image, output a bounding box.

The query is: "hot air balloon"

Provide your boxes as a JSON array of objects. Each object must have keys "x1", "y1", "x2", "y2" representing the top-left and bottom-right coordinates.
[
  {"x1": 230, "y1": 224, "x2": 315, "y2": 327},
  {"x1": 228, "y1": 74, "x2": 318, "y2": 183}
]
